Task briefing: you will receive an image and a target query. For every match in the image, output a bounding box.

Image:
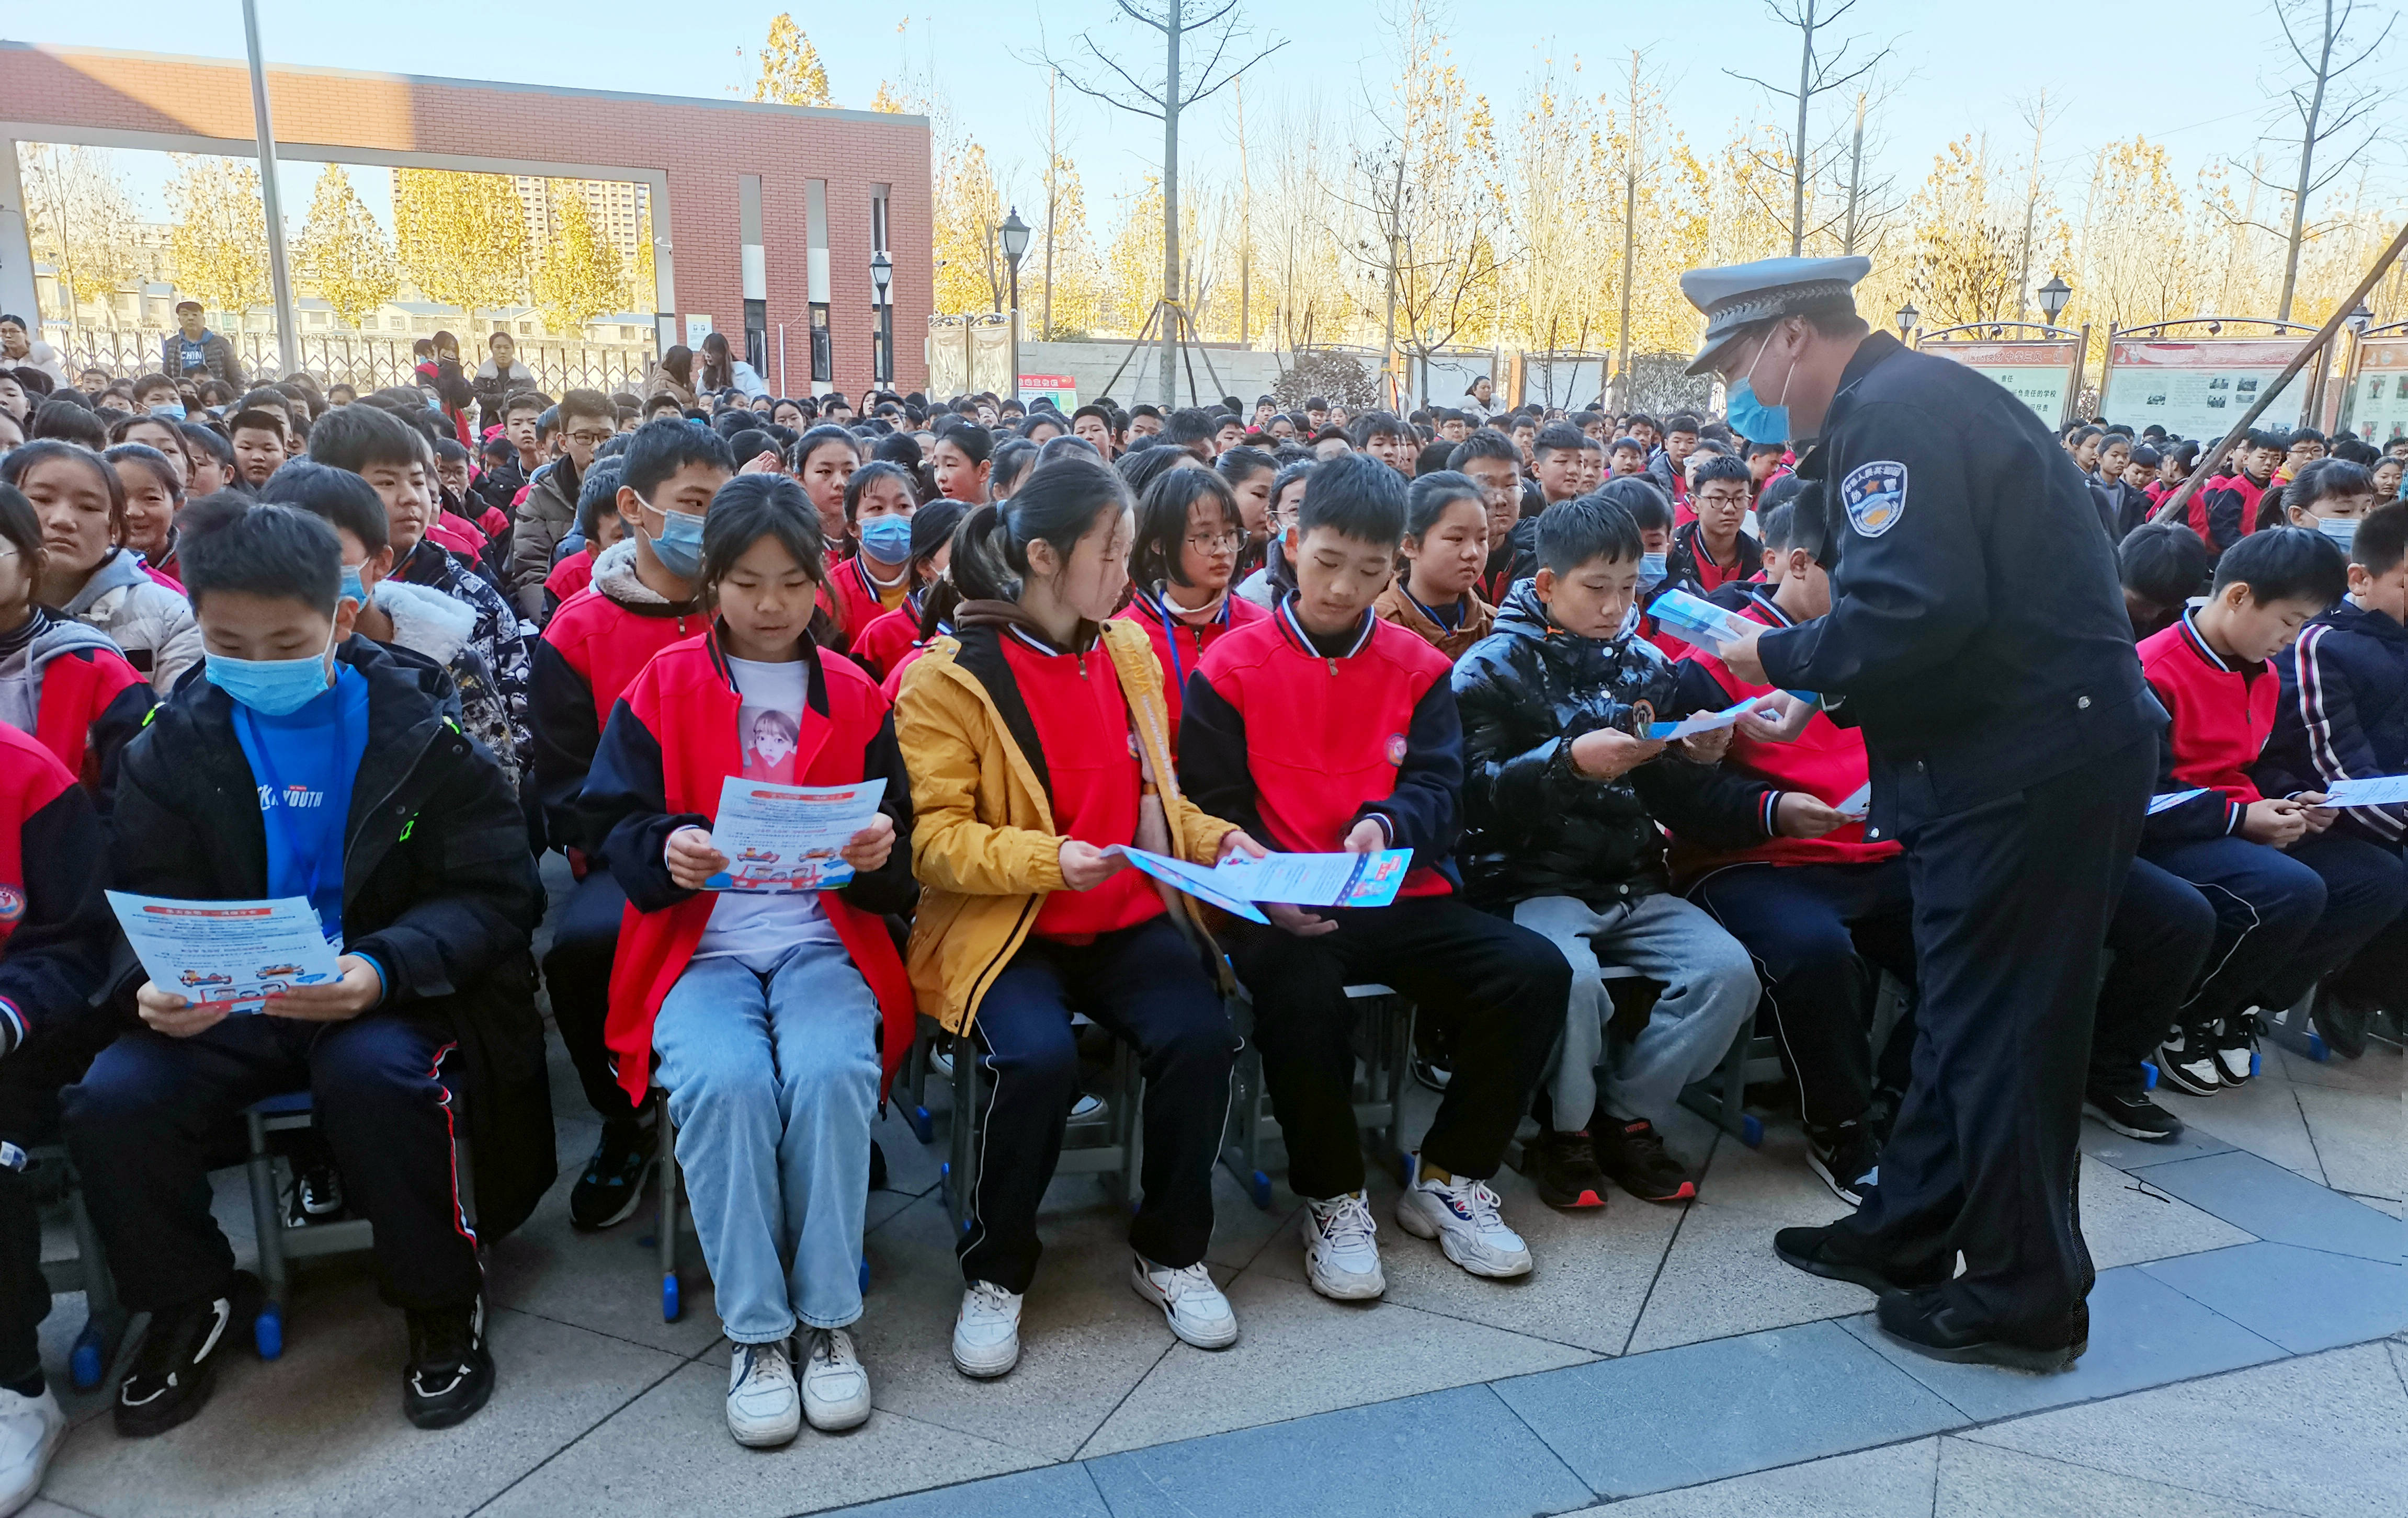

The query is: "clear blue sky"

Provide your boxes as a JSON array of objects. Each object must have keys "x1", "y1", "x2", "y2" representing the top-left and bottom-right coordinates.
[{"x1": 7, "y1": 0, "x2": 2352, "y2": 235}]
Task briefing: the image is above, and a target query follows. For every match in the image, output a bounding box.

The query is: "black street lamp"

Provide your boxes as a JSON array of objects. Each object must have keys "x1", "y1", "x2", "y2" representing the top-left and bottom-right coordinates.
[
  {"x1": 1894, "y1": 301, "x2": 1919, "y2": 343},
  {"x1": 2038, "y1": 275, "x2": 2073, "y2": 326},
  {"x1": 999, "y1": 208, "x2": 1030, "y2": 404},
  {"x1": 870, "y1": 250, "x2": 893, "y2": 386}
]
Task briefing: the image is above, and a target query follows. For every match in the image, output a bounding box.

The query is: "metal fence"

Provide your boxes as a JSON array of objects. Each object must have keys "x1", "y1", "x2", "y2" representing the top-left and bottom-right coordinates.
[{"x1": 48, "y1": 327, "x2": 658, "y2": 397}]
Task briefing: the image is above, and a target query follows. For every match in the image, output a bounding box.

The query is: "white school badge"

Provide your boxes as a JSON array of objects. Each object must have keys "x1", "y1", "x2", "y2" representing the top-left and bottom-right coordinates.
[{"x1": 1841, "y1": 460, "x2": 1908, "y2": 538}]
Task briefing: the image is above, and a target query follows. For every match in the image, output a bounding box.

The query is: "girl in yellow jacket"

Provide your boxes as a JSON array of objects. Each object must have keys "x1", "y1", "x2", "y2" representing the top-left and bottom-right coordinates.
[{"x1": 894, "y1": 455, "x2": 1256, "y2": 1380}]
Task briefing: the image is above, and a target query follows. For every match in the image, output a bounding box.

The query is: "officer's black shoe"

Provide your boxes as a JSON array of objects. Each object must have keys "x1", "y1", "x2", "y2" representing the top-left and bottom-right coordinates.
[
  {"x1": 1804, "y1": 1118, "x2": 1882, "y2": 1207},
  {"x1": 1873, "y1": 1287, "x2": 2085, "y2": 1374},
  {"x1": 115, "y1": 1272, "x2": 264, "y2": 1438},
  {"x1": 1773, "y1": 1225, "x2": 1946, "y2": 1295},
  {"x1": 404, "y1": 1295, "x2": 495, "y2": 1430},
  {"x1": 2083, "y1": 1087, "x2": 2183, "y2": 1143},
  {"x1": 2310, "y1": 986, "x2": 2372, "y2": 1060},
  {"x1": 569, "y1": 1111, "x2": 658, "y2": 1231}
]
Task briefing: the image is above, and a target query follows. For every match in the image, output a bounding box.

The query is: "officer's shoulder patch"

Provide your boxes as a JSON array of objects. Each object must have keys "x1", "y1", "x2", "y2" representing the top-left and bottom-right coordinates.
[{"x1": 1840, "y1": 460, "x2": 1909, "y2": 538}]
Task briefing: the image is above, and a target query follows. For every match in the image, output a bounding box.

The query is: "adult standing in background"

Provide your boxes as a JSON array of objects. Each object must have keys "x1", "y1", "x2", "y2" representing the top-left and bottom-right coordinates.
[
  {"x1": 1693, "y1": 256, "x2": 2157, "y2": 1374},
  {"x1": 0, "y1": 315, "x2": 65, "y2": 386},
  {"x1": 160, "y1": 302, "x2": 243, "y2": 389},
  {"x1": 472, "y1": 331, "x2": 540, "y2": 436}
]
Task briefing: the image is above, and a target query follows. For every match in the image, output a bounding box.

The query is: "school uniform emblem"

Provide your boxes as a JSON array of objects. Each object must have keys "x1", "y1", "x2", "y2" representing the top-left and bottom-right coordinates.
[
  {"x1": 1384, "y1": 733, "x2": 1409, "y2": 766},
  {"x1": 0, "y1": 886, "x2": 21, "y2": 925},
  {"x1": 1841, "y1": 460, "x2": 1909, "y2": 538}
]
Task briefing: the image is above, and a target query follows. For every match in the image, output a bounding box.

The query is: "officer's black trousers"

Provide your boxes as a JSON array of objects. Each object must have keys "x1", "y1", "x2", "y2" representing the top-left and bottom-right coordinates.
[{"x1": 1836, "y1": 738, "x2": 2150, "y2": 1334}]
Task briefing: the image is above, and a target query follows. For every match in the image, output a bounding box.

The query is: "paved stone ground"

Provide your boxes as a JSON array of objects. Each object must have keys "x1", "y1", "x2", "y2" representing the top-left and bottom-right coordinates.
[{"x1": 20, "y1": 862, "x2": 2402, "y2": 1516}]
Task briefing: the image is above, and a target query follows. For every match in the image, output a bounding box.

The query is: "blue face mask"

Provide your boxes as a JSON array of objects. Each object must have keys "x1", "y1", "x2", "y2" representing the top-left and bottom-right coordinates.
[
  {"x1": 638, "y1": 495, "x2": 707, "y2": 579},
  {"x1": 1724, "y1": 335, "x2": 1796, "y2": 447},
  {"x1": 858, "y1": 514, "x2": 914, "y2": 564},
  {"x1": 150, "y1": 402, "x2": 186, "y2": 420},
  {"x1": 2315, "y1": 515, "x2": 2358, "y2": 555},
  {"x1": 206, "y1": 630, "x2": 336, "y2": 717},
  {"x1": 1638, "y1": 551, "x2": 1668, "y2": 590},
  {"x1": 339, "y1": 566, "x2": 368, "y2": 607}
]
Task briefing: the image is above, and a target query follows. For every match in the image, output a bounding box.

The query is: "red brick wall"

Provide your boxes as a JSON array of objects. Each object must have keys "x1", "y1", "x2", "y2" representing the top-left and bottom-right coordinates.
[{"x1": 0, "y1": 43, "x2": 931, "y2": 393}]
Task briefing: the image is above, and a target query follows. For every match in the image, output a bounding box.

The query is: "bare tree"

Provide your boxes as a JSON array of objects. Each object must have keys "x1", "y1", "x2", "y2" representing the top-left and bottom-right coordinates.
[
  {"x1": 2011, "y1": 90, "x2": 2050, "y2": 322},
  {"x1": 1037, "y1": 2, "x2": 1286, "y2": 404},
  {"x1": 1726, "y1": 0, "x2": 1891, "y2": 256},
  {"x1": 1833, "y1": 86, "x2": 1901, "y2": 258},
  {"x1": 2237, "y1": 0, "x2": 2395, "y2": 319}
]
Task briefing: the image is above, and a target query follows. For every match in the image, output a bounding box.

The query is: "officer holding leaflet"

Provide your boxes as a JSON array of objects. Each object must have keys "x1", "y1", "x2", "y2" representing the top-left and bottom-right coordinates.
[{"x1": 1690, "y1": 256, "x2": 2159, "y2": 1372}]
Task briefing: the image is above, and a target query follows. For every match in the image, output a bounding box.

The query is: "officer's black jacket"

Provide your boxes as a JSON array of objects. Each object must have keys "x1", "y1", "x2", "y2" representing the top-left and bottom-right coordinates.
[
  {"x1": 1760, "y1": 333, "x2": 2160, "y2": 837},
  {"x1": 1451, "y1": 585, "x2": 1775, "y2": 909}
]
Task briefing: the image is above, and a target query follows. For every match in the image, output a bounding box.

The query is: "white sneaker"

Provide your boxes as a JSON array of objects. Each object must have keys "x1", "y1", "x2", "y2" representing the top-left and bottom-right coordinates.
[
  {"x1": 951, "y1": 1281, "x2": 1023, "y2": 1379},
  {"x1": 799, "y1": 1327, "x2": 872, "y2": 1431},
  {"x1": 1300, "y1": 1192, "x2": 1386, "y2": 1300},
  {"x1": 725, "y1": 1339, "x2": 801, "y2": 1448},
  {"x1": 1130, "y1": 1255, "x2": 1239, "y2": 1348},
  {"x1": 1396, "y1": 1163, "x2": 1534, "y2": 1278},
  {"x1": 0, "y1": 1384, "x2": 65, "y2": 1517}
]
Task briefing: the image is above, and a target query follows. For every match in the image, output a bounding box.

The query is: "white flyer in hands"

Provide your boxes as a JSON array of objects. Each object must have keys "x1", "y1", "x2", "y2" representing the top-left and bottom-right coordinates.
[
  {"x1": 1214, "y1": 848, "x2": 1415, "y2": 909},
  {"x1": 703, "y1": 777, "x2": 885, "y2": 893},
  {"x1": 2146, "y1": 787, "x2": 2210, "y2": 816},
  {"x1": 2315, "y1": 774, "x2": 2408, "y2": 808},
  {"x1": 1110, "y1": 847, "x2": 1271, "y2": 923},
  {"x1": 106, "y1": 892, "x2": 342, "y2": 1011},
  {"x1": 1646, "y1": 701, "x2": 1771, "y2": 741},
  {"x1": 1647, "y1": 588, "x2": 1760, "y2": 652},
  {"x1": 1834, "y1": 782, "x2": 1872, "y2": 820}
]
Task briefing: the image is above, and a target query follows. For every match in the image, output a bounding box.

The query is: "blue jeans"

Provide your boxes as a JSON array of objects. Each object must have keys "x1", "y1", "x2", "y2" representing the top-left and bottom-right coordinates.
[{"x1": 654, "y1": 941, "x2": 881, "y2": 1344}]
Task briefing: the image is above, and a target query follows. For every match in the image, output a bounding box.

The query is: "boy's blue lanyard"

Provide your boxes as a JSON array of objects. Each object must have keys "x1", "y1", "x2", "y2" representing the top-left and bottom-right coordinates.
[
  {"x1": 233, "y1": 688, "x2": 370, "y2": 938},
  {"x1": 1403, "y1": 587, "x2": 1464, "y2": 632},
  {"x1": 1145, "y1": 586, "x2": 1226, "y2": 695}
]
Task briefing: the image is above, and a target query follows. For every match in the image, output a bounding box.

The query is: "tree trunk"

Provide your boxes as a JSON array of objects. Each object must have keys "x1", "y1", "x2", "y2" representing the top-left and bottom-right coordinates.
[
  {"x1": 1158, "y1": 8, "x2": 1182, "y2": 407},
  {"x1": 1616, "y1": 53, "x2": 1639, "y2": 408},
  {"x1": 2277, "y1": 0, "x2": 2335, "y2": 323},
  {"x1": 1791, "y1": 0, "x2": 1813, "y2": 257},
  {"x1": 1042, "y1": 70, "x2": 1057, "y2": 341}
]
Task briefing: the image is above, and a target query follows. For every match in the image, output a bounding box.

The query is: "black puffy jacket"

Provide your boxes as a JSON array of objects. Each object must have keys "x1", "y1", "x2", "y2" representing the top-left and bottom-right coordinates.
[{"x1": 1451, "y1": 585, "x2": 1778, "y2": 909}]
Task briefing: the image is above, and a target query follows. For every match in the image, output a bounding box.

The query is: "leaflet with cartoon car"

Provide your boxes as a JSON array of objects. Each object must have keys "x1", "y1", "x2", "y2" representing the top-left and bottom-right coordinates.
[
  {"x1": 106, "y1": 893, "x2": 342, "y2": 1010},
  {"x1": 702, "y1": 777, "x2": 887, "y2": 893}
]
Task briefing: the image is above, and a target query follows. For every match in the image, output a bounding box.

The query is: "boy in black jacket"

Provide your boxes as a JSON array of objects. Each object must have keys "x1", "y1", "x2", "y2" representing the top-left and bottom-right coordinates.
[
  {"x1": 1455, "y1": 495, "x2": 1797, "y2": 1208},
  {"x1": 63, "y1": 498, "x2": 549, "y2": 1440}
]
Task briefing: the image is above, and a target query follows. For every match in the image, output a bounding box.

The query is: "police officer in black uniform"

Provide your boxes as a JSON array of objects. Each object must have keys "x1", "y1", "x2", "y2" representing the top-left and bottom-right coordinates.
[{"x1": 1686, "y1": 257, "x2": 2157, "y2": 1372}]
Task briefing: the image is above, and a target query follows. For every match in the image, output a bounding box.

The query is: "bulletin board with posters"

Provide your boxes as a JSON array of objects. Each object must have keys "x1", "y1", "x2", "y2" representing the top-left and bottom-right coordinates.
[
  {"x1": 1018, "y1": 373, "x2": 1079, "y2": 413},
  {"x1": 1919, "y1": 338, "x2": 2081, "y2": 424},
  {"x1": 2337, "y1": 333, "x2": 2408, "y2": 447},
  {"x1": 2099, "y1": 337, "x2": 2311, "y2": 440}
]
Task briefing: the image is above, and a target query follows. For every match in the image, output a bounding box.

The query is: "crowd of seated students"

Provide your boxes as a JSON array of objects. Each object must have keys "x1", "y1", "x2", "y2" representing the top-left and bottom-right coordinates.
[{"x1": 0, "y1": 359, "x2": 2401, "y2": 1510}]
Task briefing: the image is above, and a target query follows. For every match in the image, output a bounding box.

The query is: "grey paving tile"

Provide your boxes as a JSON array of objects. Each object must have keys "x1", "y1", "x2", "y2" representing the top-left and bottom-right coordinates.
[
  {"x1": 1933, "y1": 1436, "x2": 2295, "y2": 1517},
  {"x1": 1623, "y1": 1123, "x2": 1879, "y2": 1354},
  {"x1": 19, "y1": 1500, "x2": 101, "y2": 1518},
  {"x1": 1197, "y1": 1162, "x2": 1303, "y2": 1275},
  {"x1": 1245, "y1": 1147, "x2": 1683, "y2": 1355},
  {"x1": 1842, "y1": 1265, "x2": 2282, "y2": 1423},
  {"x1": 2141, "y1": 1241, "x2": 2408, "y2": 1353},
  {"x1": 2076, "y1": 1155, "x2": 2255, "y2": 1271},
  {"x1": 1078, "y1": 1264, "x2": 1593, "y2": 1458},
  {"x1": 2078, "y1": 1114, "x2": 2234, "y2": 1172},
  {"x1": 1960, "y1": 1342, "x2": 2408, "y2": 1518},
  {"x1": 478, "y1": 1361, "x2": 1045, "y2": 1518},
  {"x1": 821, "y1": 1462, "x2": 1110, "y2": 1517},
  {"x1": 43, "y1": 1270, "x2": 682, "y2": 1518},
  {"x1": 1491, "y1": 1318, "x2": 1962, "y2": 1499},
  {"x1": 2136, "y1": 1149, "x2": 2405, "y2": 1263},
  {"x1": 2156, "y1": 1081, "x2": 2325, "y2": 1182},
  {"x1": 2358, "y1": 1195, "x2": 2406, "y2": 1219},
  {"x1": 1085, "y1": 1382, "x2": 1592, "y2": 1518},
  {"x1": 2293, "y1": 1084, "x2": 2402, "y2": 1202},
  {"x1": 1557, "y1": 1437, "x2": 1940, "y2": 1517},
  {"x1": 2269, "y1": 1040, "x2": 2403, "y2": 1096}
]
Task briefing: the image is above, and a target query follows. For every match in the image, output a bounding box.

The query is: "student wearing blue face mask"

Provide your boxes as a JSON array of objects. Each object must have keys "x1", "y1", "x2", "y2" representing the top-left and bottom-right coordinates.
[
  {"x1": 62, "y1": 496, "x2": 548, "y2": 1439},
  {"x1": 825, "y1": 461, "x2": 918, "y2": 644}
]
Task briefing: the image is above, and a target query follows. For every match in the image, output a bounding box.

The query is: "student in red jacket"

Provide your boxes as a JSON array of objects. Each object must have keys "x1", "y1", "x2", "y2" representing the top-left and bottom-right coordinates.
[
  {"x1": 822, "y1": 462, "x2": 918, "y2": 650},
  {"x1": 581, "y1": 476, "x2": 914, "y2": 1449},
  {"x1": 1112, "y1": 467, "x2": 1267, "y2": 744},
  {"x1": 1182, "y1": 454, "x2": 1570, "y2": 1299},
  {"x1": 2188, "y1": 430, "x2": 2285, "y2": 556},
  {"x1": 0, "y1": 724, "x2": 110, "y2": 1499},
  {"x1": 0, "y1": 484, "x2": 151, "y2": 806},
  {"x1": 530, "y1": 421, "x2": 732, "y2": 1230},
  {"x1": 850, "y1": 500, "x2": 969, "y2": 683},
  {"x1": 2138, "y1": 528, "x2": 2408, "y2": 1094}
]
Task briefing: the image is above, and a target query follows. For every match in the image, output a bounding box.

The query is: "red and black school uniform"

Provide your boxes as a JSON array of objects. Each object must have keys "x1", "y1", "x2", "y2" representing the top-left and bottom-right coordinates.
[
  {"x1": 1110, "y1": 585, "x2": 1269, "y2": 745},
  {"x1": 851, "y1": 589, "x2": 929, "y2": 685},
  {"x1": 822, "y1": 550, "x2": 910, "y2": 656},
  {"x1": 529, "y1": 558, "x2": 708, "y2": 1130},
  {"x1": 1671, "y1": 520, "x2": 1763, "y2": 597},
  {"x1": 1179, "y1": 598, "x2": 1569, "y2": 1201},
  {"x1": 2187, "y1": 469, "x2": 2269, "y2": 557},
  {"x1": 2139, "y1": 610, "x2": 2406, "y2": 1049},
  {"x1": 0, "y1": 726, "x2": 114, "y2": 1388}
]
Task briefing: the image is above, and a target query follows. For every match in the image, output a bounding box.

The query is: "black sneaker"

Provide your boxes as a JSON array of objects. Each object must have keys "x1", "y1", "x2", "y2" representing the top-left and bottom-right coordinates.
[
  {"x1": 1804, "y1": 1118, "x2": 1881, "y2": 1207},
  {"x1": 569, "y1": 1113, "x2": 657, "y2": 1231},
  {"x1": 115, "y1": 1272, "x2": 263, "y2": 1438},
  {"x1": 2310, "y1": 986, "x2": 2372, "y2": 1060},
  {"x1": 2155, "y1": 1024, "x2": 2223, "y2": 1097},
  {"x1": 1592, "y1": 1116, "x2": 1695, "y2": 1203},
  {"x1": 285, "y1": 1159, "x2": 346, "y2": 1227},
  {"x1": 1773, "y1": 1225, "x2": 1947, "y2": 1295},
  {"x1": 1874, "y1": 1286, "x2": 2084, "y2": 1373},
  {"x1": 404, "y1": 1296, "x2": 495, "y2": 1430},
  {"x1": 2212, "y1": 1017, "x2": 2257, "y2": 1087},
  {"x1": 2083, "y1": 1087, "x2": 2184, "y2": 1143},
  {"x1": 1518, "y1": 1129, "x2": 1609, "y2": 1210}
]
